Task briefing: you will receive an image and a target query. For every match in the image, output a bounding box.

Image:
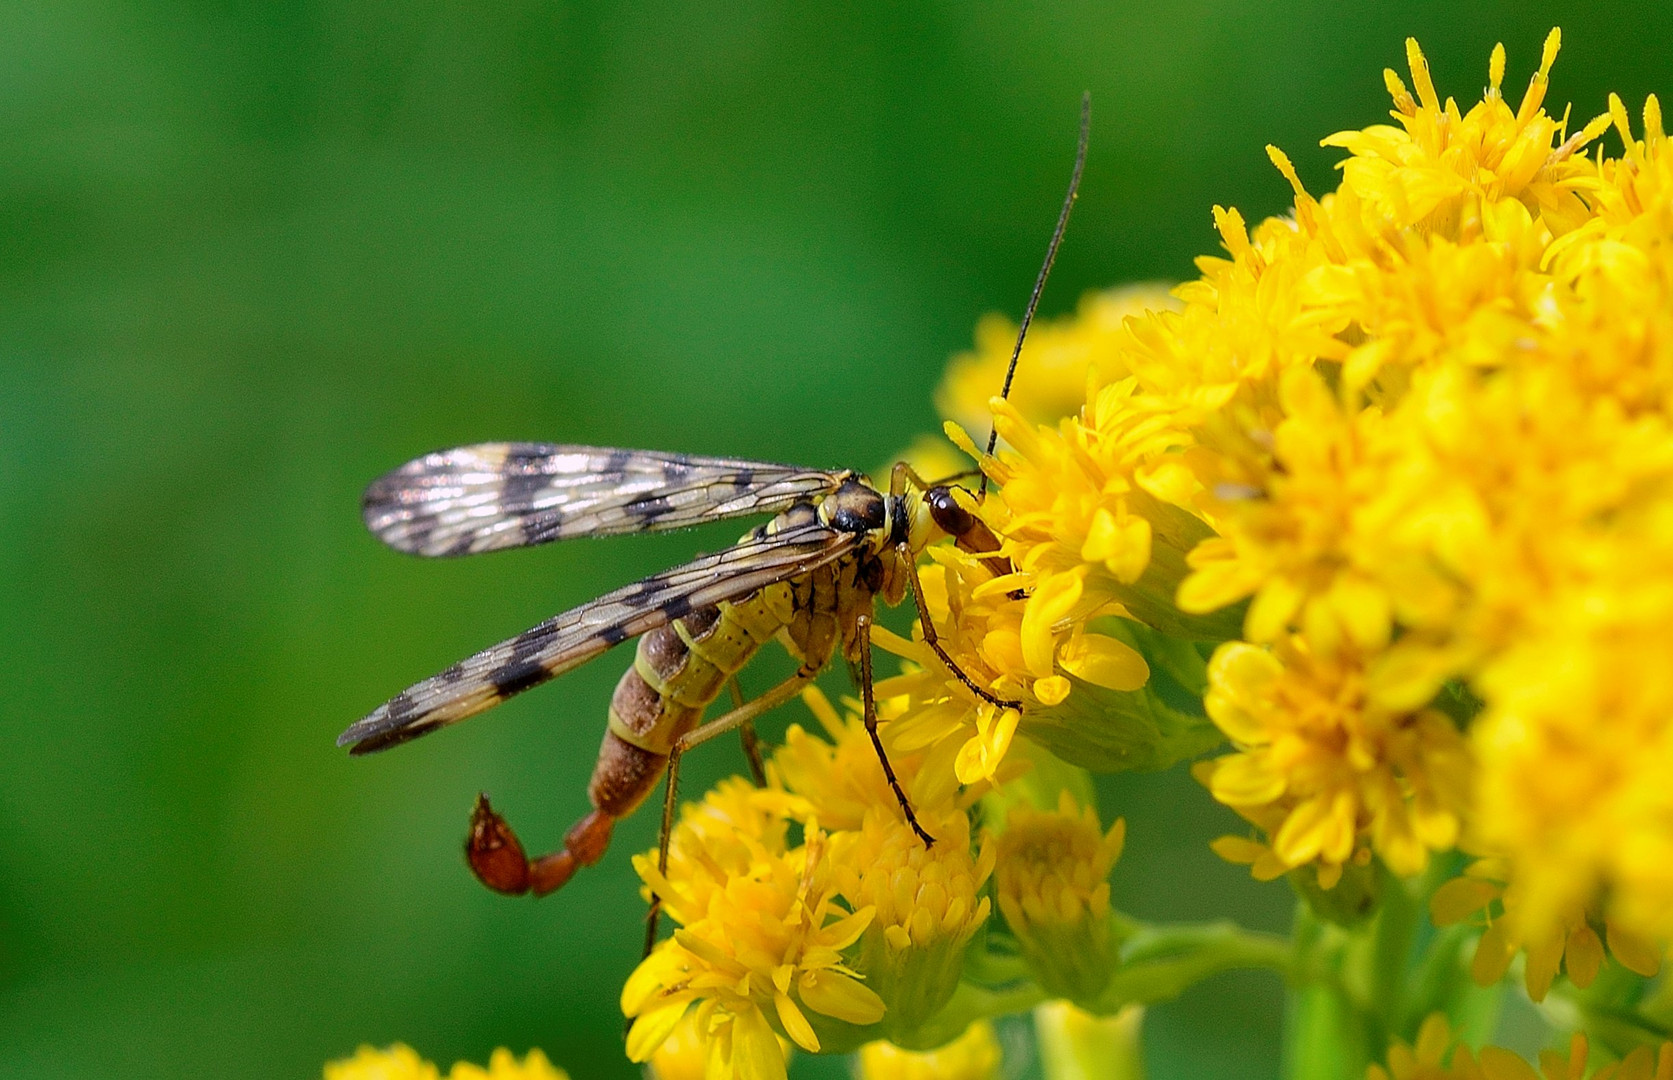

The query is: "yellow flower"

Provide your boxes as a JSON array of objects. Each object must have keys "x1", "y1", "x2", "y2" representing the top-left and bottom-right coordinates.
[
  {"x1": 326, "y1": 1045, "x2": 440, "y2": 1080},
  {"x1": 1034, "y1": 1001, "x2": 1145, "y2": 1080},
  {"x1": 624, "y1": 811, "x2": 884, "y2": 1079},
  {"x1": 450, "y1": 1049, "x2": 569, "y2": 1080},
  {"x1": 1367, "y1": 1014, "x2": 1481, "y2": 1080},
  {"x1": 856, "y1": 1020, "x2": 1003, "y2": 1080},
  {"x1": 935, "y1": 284, "x2": 1179, "y2": 435},
  {"x1": 324, "y1": 1046, "x2": 568, "y2": 1080},
  {"x1": 1202, "y1": 636, "x2": 1469, "y2": 886},
  {"x1": 1430, "y1": 857, "x2": 1663, "y2": 1003},
  {"x1": 934, "y1": 31, "x2": 1673, "y2": 962},
  {"x1": 760, "y1": 690, "x2": 994, "y2": 1040},
  {"x1": 993, "y1": 790, "x2": 1126, "y2": 1002},
  {"x1": 830, "y1": 804, "x2": 995, "y2": 1039},
  {"x1": 647, "y1": 1007, "x2": 791, "y2": 1080},
  {"x1": 872, "y1": 524, "x2": 1150, "y2": 787}
]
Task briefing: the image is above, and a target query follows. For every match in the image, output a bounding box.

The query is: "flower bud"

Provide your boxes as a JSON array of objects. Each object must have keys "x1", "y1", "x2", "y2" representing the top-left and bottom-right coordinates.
[
  {"x1": 993, "y1": 791, "x2": 1127, "y2": 1004},
  {"x1": 831, "y1": 808, "x2": 995, "y2": 1043}
]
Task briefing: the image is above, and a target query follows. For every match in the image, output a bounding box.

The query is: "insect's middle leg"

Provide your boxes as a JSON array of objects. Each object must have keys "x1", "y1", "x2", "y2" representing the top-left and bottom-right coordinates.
[
  {"x1": 642, "y1": 666, "x2": 819, "y2": 960},
  {"x1": 855, "y1": 612, "x2": 934, "y2": 847}
]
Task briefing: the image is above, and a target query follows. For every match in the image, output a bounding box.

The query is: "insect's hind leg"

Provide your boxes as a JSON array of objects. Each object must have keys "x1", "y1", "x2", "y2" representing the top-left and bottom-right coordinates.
[
  {"x1": 642, "y1": 667, "x2": 819, "y2": 960},
  {"x1": 728, "y1": 676, "x2": 768, "y2": 787}
]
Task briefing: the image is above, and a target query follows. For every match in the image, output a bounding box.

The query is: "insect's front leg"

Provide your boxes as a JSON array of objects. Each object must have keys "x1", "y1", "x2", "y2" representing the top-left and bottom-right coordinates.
[{"x1": 896, "y1": 541, "x2": 1023, "y2": 711}]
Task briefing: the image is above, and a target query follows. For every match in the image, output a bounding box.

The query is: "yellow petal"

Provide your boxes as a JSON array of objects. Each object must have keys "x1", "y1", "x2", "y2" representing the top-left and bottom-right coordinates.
[
  {"x1": 1021, "y1": 571, "x2": 1083, "y2": 677},
  {"x1": 729, "y1": 1006, "x2": 791, "y2": 1080},
  {"x1": 798, "y1": 969, "x2": 886, "y2": 1026},
  {"x1": 774, "y1": 991, "x2": 819, "y2": 1053},
  {"x1": 1058, "y1": 632, "x2": 1150, "y2": 691},
  {"x1": 626, "y1": 1000, "x2": 692, "y2": 1063}
]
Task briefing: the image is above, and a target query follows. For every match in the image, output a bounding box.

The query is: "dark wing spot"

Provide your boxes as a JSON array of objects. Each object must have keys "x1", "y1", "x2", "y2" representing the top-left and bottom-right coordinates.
[
  {"x1": 490, "y1": 661, "x2": 547, "y2": 698},
  {"x1": 660, "y1": 594, "x2": 692, "y2": 620},
  {"x1": 600, "y1": 624, "x2": 631, "y2": 646},
  {"x1": 349, "y1": 720, "x2": 445, "y2": 755},
  {"x1": 626, "y1": 494, "x2": 673, "y2": 520}
]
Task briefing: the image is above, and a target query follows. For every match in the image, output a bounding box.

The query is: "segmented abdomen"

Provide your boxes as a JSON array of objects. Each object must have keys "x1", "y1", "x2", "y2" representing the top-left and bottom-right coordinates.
[{"x1": 585, "y1": 570, "x2": 796, "y2": 818}]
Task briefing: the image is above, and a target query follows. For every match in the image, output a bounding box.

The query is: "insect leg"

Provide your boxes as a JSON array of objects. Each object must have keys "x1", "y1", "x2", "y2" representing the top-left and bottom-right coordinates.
[
  {"x1": 728, "y1": 676, "x2": 768, "y2": 786},
  {"x1": 897, "y1": 544, "x2": 1024, "y2": 711},
  {"x1": 855, "y1": 613, "x2": 934, "y2": 847},
  {"x1": 642, "y1": 667, "x2": 821, "y2": 960}
]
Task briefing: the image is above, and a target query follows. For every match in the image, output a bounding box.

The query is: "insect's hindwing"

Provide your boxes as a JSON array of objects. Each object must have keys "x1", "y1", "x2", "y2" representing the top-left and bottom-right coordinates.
[
  {"x1": 363, "y1": 442, "x2": 846, "y2": 557},
  {"x1": 338, "y1": 521, "x2": 859, "y2": 754}
]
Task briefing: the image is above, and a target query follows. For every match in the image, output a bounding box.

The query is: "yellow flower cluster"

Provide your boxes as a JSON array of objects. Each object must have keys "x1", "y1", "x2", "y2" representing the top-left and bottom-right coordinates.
[
  {"x1": 929, "y1": 31, "x2": 1673, "y2": 968},
  {"x1": 1429, "y1": 856, "x2": 1661, "y2": 1002},
  {"x1": 324, "y1": 1045, "x2": 567, "y2": 1080},
  {"x1": 1201, "y1": 637, "x2": 1469, "y2": 887},
  {"x1": 1371, "y1": 1015, "x2": 1673, "y2": 1080},
  {"x1": 621, "y1": 689, "x2": 997, "y2": 1078}
]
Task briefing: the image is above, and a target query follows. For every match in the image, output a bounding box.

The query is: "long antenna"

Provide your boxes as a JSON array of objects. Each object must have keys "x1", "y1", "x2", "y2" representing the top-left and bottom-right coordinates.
[{"x1": 980, "y1": 92, "x2": 1090, "y2": 496}]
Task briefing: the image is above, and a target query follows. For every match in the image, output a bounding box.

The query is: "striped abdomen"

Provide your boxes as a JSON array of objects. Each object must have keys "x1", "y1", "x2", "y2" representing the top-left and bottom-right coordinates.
[{"x1": 588, "y1": 582, "x2": 793, "y2": 819}]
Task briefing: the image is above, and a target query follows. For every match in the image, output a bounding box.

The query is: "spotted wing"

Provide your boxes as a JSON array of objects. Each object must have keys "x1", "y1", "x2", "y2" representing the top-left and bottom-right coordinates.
[
  {"x1": 363, "y1": 442, "x2": 844, "y2": 557},
  {"x1": 338, "y1": 521, "x2": 859, "y2": 754}
]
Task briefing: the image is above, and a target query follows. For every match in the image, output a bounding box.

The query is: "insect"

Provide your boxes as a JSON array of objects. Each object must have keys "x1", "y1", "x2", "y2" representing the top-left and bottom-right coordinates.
[{"x1": 339, "y1": 96, "x2": 1090, "y2": 928}]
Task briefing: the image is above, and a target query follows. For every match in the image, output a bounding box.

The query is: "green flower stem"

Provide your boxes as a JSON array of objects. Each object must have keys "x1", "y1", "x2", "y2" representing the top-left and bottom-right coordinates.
[
  {"x1": 1549, "y1": 966, "x2": 1673, "y2": 1060},
  {"x1": 1087, "y1": 919, "x2": 1296, "y2": 1014},
  {"x1": 905, "y1": 981, "x2": 1052, "y2": 1050},
  {"x1": 918, "y1": 917, "x2": 1296, "y2": 1051}
]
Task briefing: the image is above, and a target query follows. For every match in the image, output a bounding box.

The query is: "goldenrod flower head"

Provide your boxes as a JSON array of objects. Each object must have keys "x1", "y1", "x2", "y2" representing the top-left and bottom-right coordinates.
[
  {"x1": 993, "y1": 790, "x2": 1125, "y2": 1002},
  {"x1": 326, "y1": 1045, "x2": 440, "y2": 1080},
  {"x1": 632, "y1": 775, "x2": 804, "y2": 922},
  {"x1": 1374, "y1": 1017, "x2": 1673, "y2": 1080},
  {"x1": 936, "y1": 284, "x2": 1179, "y2": 434},
  {"x1": 831, "y1": 804, "x2": 995, "y2": 1038},
  {"x1": 1430, "y1": 857, "x2": 1663, "y2": 1002},
  {"x1": 324, "y1": 1046, "x2": 568, "y2": 1080},
  {"x1": 1202, "y1": 636, "x2": 1469, "y2": 886},
  {"x1": 449, "y1": 1049, "x2": 569, "y2": 1080},
  {"x1": 1034, "y1": 1001, "x2": 1145, "y2": 1080},
  {"x1": 624, "y1": 814, "x2": 884, "y2": 1079},
  {"x1": 1370, "y1": 1017, "x2": 1672, "y2": 1080},
  {"x1": 928, "y1": 32, "x2": 1673, "y2": 962},
  {"x1": 856, "y1": 1020, "x2": 1003, "y2": 1080},
  {"x1": 873, "y1": 528, "x2": 1151, "y2": 786},
  {"x1": 1367, "y1": 1014, "x2": 1482, "y2": 1080}
]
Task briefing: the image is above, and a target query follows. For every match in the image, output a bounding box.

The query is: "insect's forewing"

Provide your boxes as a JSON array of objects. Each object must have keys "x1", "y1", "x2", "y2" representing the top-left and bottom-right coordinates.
[
  {"x1": 338, "y1": 521, "x2": 860, "y2": 754},
  {"x1": 364, "y1": 442, "x2": 846, "y2": 557}
]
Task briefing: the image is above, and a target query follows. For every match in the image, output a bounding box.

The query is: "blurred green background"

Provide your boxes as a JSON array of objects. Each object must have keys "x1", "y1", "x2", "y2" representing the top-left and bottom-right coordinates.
[{"x1": 1, "y1": 2, "x2": 1667, "y2": 1077}]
